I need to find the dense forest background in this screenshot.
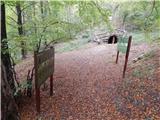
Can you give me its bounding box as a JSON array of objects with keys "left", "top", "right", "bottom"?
[{"left": 4, "top": 1, "right": 160, "bottom": 61}]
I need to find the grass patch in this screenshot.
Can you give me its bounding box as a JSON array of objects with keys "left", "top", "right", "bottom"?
[
  {"left": 132, "top": 64, "right": 155, "bottom": 79},
  {"left": 55, "top": 37, "right": 90, "bottom": 53},
  {"left": 132, "top": 68, "right": 143, "bottom": 78},
  {"left": 143, "top": 50, "right": 155, "bottom": 60},
  {"left": 131, "top": 32, "right": 146, "bottom": 44},
  {"left": 132, "top": 50, "right": 157, "bottom": 79},
  {"left": 55, "top": 30, "right": 93, "bottom": 53},
  {"left": 130, "top": 31, "right": 160, "bottom": 45}
]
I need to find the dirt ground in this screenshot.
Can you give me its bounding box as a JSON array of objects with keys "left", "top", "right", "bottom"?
[{"left": 17, "top": 43, "right": 159, "bottom": 120}]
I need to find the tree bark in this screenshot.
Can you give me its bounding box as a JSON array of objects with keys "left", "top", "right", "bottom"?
[
  {"left": 1, "top": 1, "right": 15, "bottom": 92},
  {"left": 40, "top": 1, "right": 48, "bottom": 18},
  {"left": 1, "top": 62, "right": 20, "bottom": 120},
  {"left": 40, "top": 1, "right": 44, "bottom": 19},
  {"left": 22, "top": 10, "right": 26, "bottom": 35},
  {"left": 47, "top": 1, "right": 51, "bottom": 15},
  {"left": 16, "top": 2, "right": 27, "bottom": 59},
  {"left": 33, "top": 1, "right": 37, "bottom": 34},
  {"left": 1, "top": 2, "right": 20, "bottom": 120},
  {"left": 40, "top": 1, "right": 48, "bottom": 46}
]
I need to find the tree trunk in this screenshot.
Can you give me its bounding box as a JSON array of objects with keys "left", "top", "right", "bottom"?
[
  {"left": 47, "top": 1, "right": 51, "bottom": 15},
  {"left": 1, "top": 2, "right": 20, "bottom": 120},
  {"left": 1, "top": 2, "right": 15, "bottom": 92},
  {"left": 40, "top": 1, "right": 48, "bottom": 45},
  {"left": 33, "top": 2, "right": 37, "bottom": 34},
  {"left": 22, "top": 10, "right": 26, "bottom": 35},
  {"left": 1, "top": 62, "right": 20, "bottom": 120},
  {"left": 16, "top": 2, "right": 27, "bottom": 59},
  {"left": 40, "top": 1, "right": 44, "bottom": 19},
  {"left": 40, "top": 1, "right": 48, "bottom": 19}
]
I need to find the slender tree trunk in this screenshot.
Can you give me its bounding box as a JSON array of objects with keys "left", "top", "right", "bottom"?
[
  {"left": 1, "top": 62, "right": 20, "bottom": 120},
  {"left": 40, "top": 1, "right": 47, "bottom": 45},
  {"left": 16, "top": 2, "right": 27, "bottom": 59},
  {"left": 33, "top": 2, "right": 37, "bottom": 34},
  {"left": 67, "top": 5, "right": 72, "bottom": 38},
  {"left": 122, "top": 13, "right": 128, "bottom": 30},
  {"left": 1, "top": 2, "right": 15, "bottom": 92},
  {"left": 1, "top": 2, "right": 20, "bottom": 120},
  {"left": 44, "top": 1, "right": 47, "bottom": 16},
  {"left": 47, "top": 1, "right": 51, "bottom": 15},
  {"left": 22, "top": 11, "right": 26, "bottom": 35},
  {"left": 40, "top": 1, "right": 44, "bottom": 19}
]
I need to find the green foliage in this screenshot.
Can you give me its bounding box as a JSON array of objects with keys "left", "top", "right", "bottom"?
[
  {"left": 4, "top": 1, "right": 160, "bottom": 62},
  {"left": 130, "top": 30, "right": 160, "bottom": 45},
  {"left": 56, "top": 30, "right": 92, "bottom": 53},
  {"left": 132, "top": 50, "right": 156, "bottom": 79},
  {"left": 132, "top": 64, "right": 155, "bottom": 79},
  {"left": 116, "top": 1, "right": 160, "bottom": 42},
  {"left": 5, "top": 1, "right": 110, "bottom": 61},
  {"left": 143, "top": 50, "right": 155, "bottom": 60},
  {"left": 14, "top": 80, "right": 32, "bottom": 97}
]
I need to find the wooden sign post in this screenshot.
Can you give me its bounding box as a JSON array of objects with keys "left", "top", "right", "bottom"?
[
  {"left": 122, "top": 36, "right": 132, "bottom": 78},
  {"left": 34, "top": 47, "right": 55, "bottom": 113},
  {"left": 116, "top": 36, "right": 132, "bottom": 78},
  {"left": 116, "top": 50, "right": 119, "bottom": 64}
]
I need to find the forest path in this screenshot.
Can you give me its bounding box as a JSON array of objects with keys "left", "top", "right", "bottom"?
[{"left": 19, "top": 43, "right": 151, "bottom": 120}]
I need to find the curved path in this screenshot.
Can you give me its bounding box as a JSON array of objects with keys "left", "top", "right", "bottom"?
[{"left": 19, "top": 43, "right": 150, "bottom": 120}]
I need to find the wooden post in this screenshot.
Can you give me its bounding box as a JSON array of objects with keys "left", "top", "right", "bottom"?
[
  {"left": 50, "top": 46, "right": 54, "bottom": 96},
  {"left": 34, "top": 51, "right": 40, "bottom": 113},
  {"left": 116, "top": 50, "right": 119, "bottom": 64},
  {"left": 123, "top": 36, "right": 132, "bottom": 78},
  {"left": 50, "top": 75, "right": 53, "bottom": 96},
  {"left": 36, "top": 87, "right": 40, "bottom": 113},
  {"left": 34, "top": 47, "right": 55, "bottom": 113}
]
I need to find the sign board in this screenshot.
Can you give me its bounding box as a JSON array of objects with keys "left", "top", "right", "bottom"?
[
  {"left": 35, "top": 47, "right": 54, "bottom": 87},
  {"left": 34, "top": 46, "right": 55, "bottom": 113},
  {"left": 116, "top": 36, "right": 132, "bottom": 78},
  {"left": 117, "top": 36, "right": 128, "bottom": 53}
]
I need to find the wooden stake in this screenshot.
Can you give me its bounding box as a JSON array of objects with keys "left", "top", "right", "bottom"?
[
  {"left": 116, "top": 50, "right": 119, "bottom": 64},
  {"left": 36, "top": 87, "right": 40, "bottom": 113},
  {"left": 50, "top": 75, "right": 53, "bottom": 96},
  {"left": 34, "top": 47, "right": 55, "bottom": 113},
  {"left": 123, "top": 36, "right": 132, "bottom": 78}
]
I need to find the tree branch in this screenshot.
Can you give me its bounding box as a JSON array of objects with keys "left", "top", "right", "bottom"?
[
  {"left": 7, "top": 16, "right": 17, "bottom": 23},
  {"left": 91, "top": 1, "right": 106, "bottom": 17},
  {"left": 36, "top": 21, "right": 59, "bottom": 52},
  {"left": 91, "top": 1, "right": 109, "bottom": 23},
  {"left": 21, "top": 2, "right": 37, "bottom": 11},
  {"left": 6, "top": 22, "right": 17, "bottom": 28},
  {"left": 8, "top": 5, "right": 17, "bottom": 15},
  {"left": 44, "top": 37, "right": 69, "bottom": 49},
  {"left": 147, "top": 0, "right": 155, "bottom": 18},
  {"left": 114, "top": 4, "right": 119, "bottom": 13}
]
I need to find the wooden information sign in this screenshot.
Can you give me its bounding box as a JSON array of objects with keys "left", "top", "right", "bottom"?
[
  {"left": 117, "top": 36, "right": 128, "bottom": 53},
  {"left": 34, "top": 47, "right": 55, "bottom": 113},
  {"left": 116, "top": 36, "right": 132, "bottom": 78}
]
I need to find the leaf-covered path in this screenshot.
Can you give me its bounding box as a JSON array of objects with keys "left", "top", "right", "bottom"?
[{"left": 19, "top": 43, "right": 159, "bottom": 120}]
